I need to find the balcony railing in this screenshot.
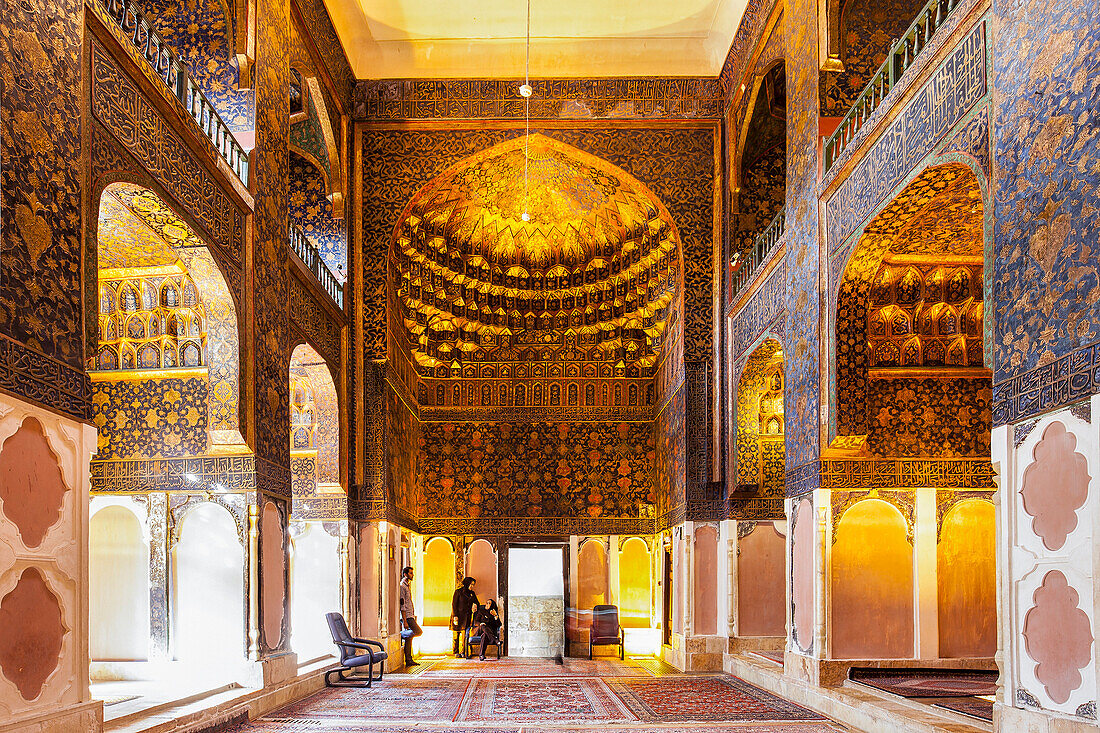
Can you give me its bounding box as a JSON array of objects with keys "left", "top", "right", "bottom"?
[
  {"left": 822, "top": 0, "right": 964, "bottom": 173},
  {"left": 290, "top": 224, "right": 344, "bottom": 308},
  {"left": 730, "top": 207, "right": 785, "bottom": 300},
  {"left": 100, "top": 0, "right": 250, "bottom": 186}
]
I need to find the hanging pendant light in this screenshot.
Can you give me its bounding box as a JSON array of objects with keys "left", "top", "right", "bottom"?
[{"left": 520, "top": 0, "right": 532, "bottom": 223}]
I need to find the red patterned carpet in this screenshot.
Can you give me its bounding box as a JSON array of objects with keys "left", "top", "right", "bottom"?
[
  {"left": 608, "top": 676, "right": 826, "bottom": 722},
  {"left": 422, "top": 657, "right": 655, "bottom": 677},
  {"left": 455, "top": 677, "right": 636, "bottom": 722},
  {"left": 849, "top": 669, "right": 997, "bottom": 698},
  {"left": 932, "top": 697, "right": 995, "bottom": 722},
  {"left": 228, "top": 661, "right": 843, "bottom": 732}
]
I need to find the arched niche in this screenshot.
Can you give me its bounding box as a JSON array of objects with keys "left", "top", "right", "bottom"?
[
  {"left": 733, "top": 61, "right": 786, "bottom": 260},
  {"left": 831, "top": 499, "right": 913, "bottom": 659},
  {"left": 736, "top": 337, "right": 785, "bottom": 493},
  {"left": 737, "top": 521, "right": 786, "bottom": 637},
  {"left": 92, "top": 183, "right": 244, "bottom": 457},
  {"left": 90, "top": 505, "right": 150, "bottom": 661},
  {"left": 466, "top": 539, "right": 498, "bottom": 603},
  {"left": 289, "top": 151, "right": 346, "bottom": 277},
  {"left": 577, "top": 540, "right": 608, "bottom": 619},
  {"left": 693, "top": 526, "right": 718, "bottom": 635},
  {"left": 171, "top": 502, "right": 245, "bottom": 666},
  {"left": 423, "top": 537, "right": 456, "bottom": 626},
  {"left": 833, "top": 162, "right": 988, "bottom": 448},
  {"left": 618, "top": 537, "right": 651, "bottom": 628},
  {"left": 289, "top": 343, "right": 341, "bottom": 494},
  {"left": 290, "top": 523, "right": 342, "bottom": 659},
  {"left": 938, "top": 499, "right": 996, "bottom": 657}
]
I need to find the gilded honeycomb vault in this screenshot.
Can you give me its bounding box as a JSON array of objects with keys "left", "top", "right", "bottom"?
[{"left": 388, "top": 134, "right": 684, "bottom": 416}]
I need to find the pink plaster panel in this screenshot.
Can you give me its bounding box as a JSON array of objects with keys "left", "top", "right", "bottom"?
[
  {"left": 1022, "top": 570, "right": 1093, "bottom": 704},
  {"left": 358, "top": 525, "right": 379, "bottom": 638},
  {"left": 693, "top": 526, "right": 718, "bottom": 635},
  {"left": 466, "top": 539, "right": 498, "bottom": 603},
  {"left": 792, "top": 499, "right": 815, "bottom": 652},
  {"left": 737, "top": 522, "right": 785, "bottom": 637},
  {"left": 0, "top": 567, "right": 66, "bottom": 700},
  {"left": 0, "top": 418, "right": 69, "bottom": 548},
  {"left": 261, "top": 502, "right": 286, "bottom": 649},
  {"left": 1021, "top": 421, "right": 1091, "bottom": 551}
]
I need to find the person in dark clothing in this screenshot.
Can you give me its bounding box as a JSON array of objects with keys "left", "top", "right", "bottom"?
[
  {"left": 473, "top": 599, "right": 502, "bottom": 660},
  {"left": 450, "top": 577, "right": 479, "bottom": 657}
]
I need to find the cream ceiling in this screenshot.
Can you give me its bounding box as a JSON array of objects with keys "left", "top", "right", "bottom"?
[{"left": 324, "top": 0, "right": 748, "bottom": 78}]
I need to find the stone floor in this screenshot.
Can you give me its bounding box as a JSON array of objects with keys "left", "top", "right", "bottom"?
[{"left": 227, "top": 656, "right": 853, "bottom": 732}]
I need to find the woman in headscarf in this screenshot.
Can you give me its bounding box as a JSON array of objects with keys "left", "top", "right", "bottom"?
[
  {"left": 472, "top": 599, "right": 503, "bottom": 660},
  {"left": 450, "top": 576, "right": 479, "bottom": 657}
]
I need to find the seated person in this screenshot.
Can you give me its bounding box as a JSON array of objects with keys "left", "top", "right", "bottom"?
[{"left": 473, "top": 599, "right": 502, "bottom": 660}]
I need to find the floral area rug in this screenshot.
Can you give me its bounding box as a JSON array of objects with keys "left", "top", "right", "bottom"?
[
  {"left": 932, "top": 697, "right": 995, "bottom": 721},
  {"left": 258, "top": 678, "right": 470, "bottom": 722},
  {"left": 421, "top": 657, "right": 652, "bottom": 677},
  {"left": 849, "top": 668, "right": 998, "bottom": 698},
  {"left": 231, "top": 725, "right": 843, "bottom": 733},
  {"left": 454, "top": 677, "right": 638, "bottom": 722},
  {"left": 607, "top": 676, "right": 826, "bottom": 722}
]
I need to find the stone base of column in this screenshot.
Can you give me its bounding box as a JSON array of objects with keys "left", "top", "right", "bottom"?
[
  {"left": 239, "top": 652, "right": 299, "bottom": 688},
  {"left": 0, "top": 699, "right": 103, "bottom": 733}
]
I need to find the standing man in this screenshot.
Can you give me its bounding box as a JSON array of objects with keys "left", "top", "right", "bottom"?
[{"left": 399, "top": 566, "right": 422, "bottom": 667}]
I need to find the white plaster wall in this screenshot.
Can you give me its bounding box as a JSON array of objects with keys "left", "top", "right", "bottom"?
[
  {"left": 89, "top": 502, "right": 150, "bottom": 661},
  {"left": 171, "top": 502, "right": 245, "bottom": 670},
  {"left": 290, "top": 522, "right": 341, "bottom": 660}
]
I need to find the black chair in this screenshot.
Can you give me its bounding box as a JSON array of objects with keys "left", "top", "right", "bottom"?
[
  {"left": 589, "top": 604, "right": 624, "bottom": 660},
  {"left": 465, "top": 624, "right": 505, "bottom": 659},
  {"left": 325, "top": 612, "right": 388, "bottom": 687}
]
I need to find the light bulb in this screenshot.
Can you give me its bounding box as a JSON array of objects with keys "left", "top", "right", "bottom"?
[
  {"left": 519, "top": 83, "right": 533, "bottom": 98},
  {"left": 521, "top": 211, "right": 531, "bottom": 222}
]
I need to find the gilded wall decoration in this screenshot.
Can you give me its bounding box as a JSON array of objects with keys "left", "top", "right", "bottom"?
[
  {"left": 89, "top": 42, "right": 247, "bottom": 263},
  {"left": 731, "top": 256, "right": 787, "bottom": 357},
  {"left": 717, "top": 0, "right": 773, "bottom": 96},
  {"left": 935, "top": 490, "right": 994, "bottom": 540},
  {"left": 819, "top": 458, "right": 995, "bottom": 489},
  {"left": 360, "top": 125, "right": 716, "bottom": 363},
  {"left": 825, "top": 22, "right": 987, "bottom": 248},
  {"left": 289, "top": 273, "right": 343, "bottom": 368},
  {"left": 353, "top": 79, "right": 722, "bottom": 120},
  {"left": 290, "top": 0, "right": 354, "bottom": 107},
  {"left": 866, "top": 377, "right": 991, "bottom": 457},
  {"left": 139, "top": 0, "right": 256, "bottom": 131},
  {"left": 783, "top": 0, "right": 825, "bottom": 474},
  {"left": 653, "top": 385, "right": 687, "bottom": 532},
  {"left": 819, "top": 0, "right": 929, "bottom": 116},
  {"left": 90, "top": 374, "right": 208, "bottom": 458},
  {"left": 992, "top": 0, "right": 1100, "bottom": 388},
  {"left": 0, "top": 0, "right": 85, "bottom": 373},
  {"left": 685, "top": 360, "right": 717, "bottom": 519},
  {"left": 417, "top": 419, "right": 654, "bottom": 521},
  {"left": 830, "top": 490, "right": 916, "bottom": 543},
  {"left": 92, "top": 272, "right": 207, "bottom": 371},
  {"left": 251, "top": 0, "right": 293, "bottom": 503},
  {"left": 993, "top": 342, "right": 1100, "bottom": 425},
  {"left": 91, "top": 454, "right": 256, "bottom": 492}
]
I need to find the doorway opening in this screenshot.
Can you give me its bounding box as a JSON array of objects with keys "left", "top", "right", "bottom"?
[
  {"left": 662, "top": 543, "right": 673, "bottom": 646},
  {"left": 506, "top": 545, "right": 565, "bottom": 658}
]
